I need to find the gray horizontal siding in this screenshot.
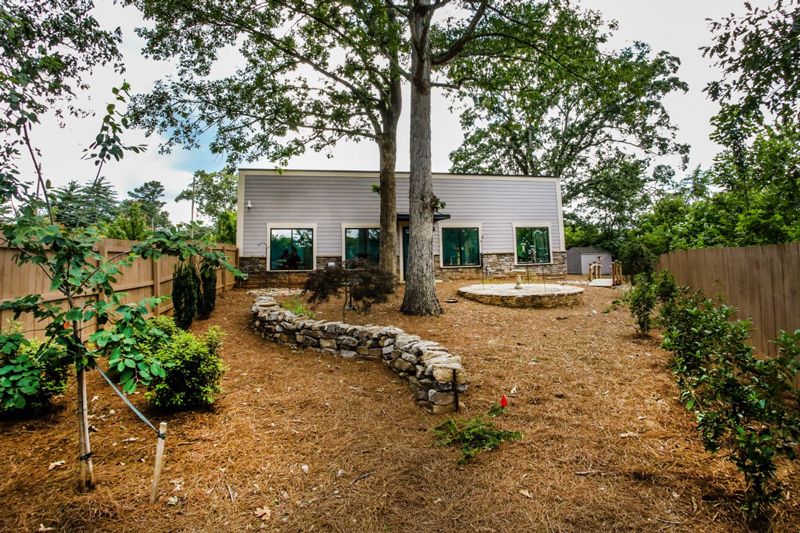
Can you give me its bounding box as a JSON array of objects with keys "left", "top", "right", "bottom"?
[{"left": 241, "top": 173, "right": 562, "bottom": 259}]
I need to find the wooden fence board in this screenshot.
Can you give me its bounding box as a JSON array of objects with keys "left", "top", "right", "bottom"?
[
  {"left": 658, "top": 243, "right": 800, "bottom": 357},
  {"left": 0, "top": 239, "right": 238, "bottom": 340}
]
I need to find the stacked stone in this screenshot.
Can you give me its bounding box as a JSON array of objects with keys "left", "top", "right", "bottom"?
[{"left": 251, "top": 295, "right": 467, "bottom": 413}]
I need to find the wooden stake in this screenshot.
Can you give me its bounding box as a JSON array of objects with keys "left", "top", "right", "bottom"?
[
  {"left": 150, "top": 422, "right": 168, "bottom": 503},
  {"left": 76, "top": 367, "right": 94, "bottom": 491}
]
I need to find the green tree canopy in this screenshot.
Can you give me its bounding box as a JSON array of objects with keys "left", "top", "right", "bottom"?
[
  {"left": 126, "top": 180, "right": 171, "bottom": 230},
  {"left": 447, "top": 3, "right": 688, "bottom": 225},
  {"left": 52, "top": 176, "right": 119, "bottom": 228}
]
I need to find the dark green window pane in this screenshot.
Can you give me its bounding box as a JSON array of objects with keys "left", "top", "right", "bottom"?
[
  {"left": 345, "top": 228, "right": 380, "bottom": 264},
  {"left": 515, "top": 227, "right": 550, "bottom": 264},
  {"left": 441, "top": 227, "right": 480, "bottom": 266},
  {"left": 270, "top": 228, "right": 314, "bottom": 270}
]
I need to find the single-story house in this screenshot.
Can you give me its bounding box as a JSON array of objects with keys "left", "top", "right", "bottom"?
[
  {"left": 566, "top": 246, "right": 613, "bottom": 275},
  {"left": 236, "top": 169, "right": 566, "bottom": 286}
]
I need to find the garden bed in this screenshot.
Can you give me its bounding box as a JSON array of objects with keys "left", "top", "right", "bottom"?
[{"left": 1, "top": 282, "right": 799, "bottom": 532}]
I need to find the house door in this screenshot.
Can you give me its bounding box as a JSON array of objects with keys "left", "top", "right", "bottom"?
[{"left": 401, "top": 225, "right": 410, "bottom": 281}]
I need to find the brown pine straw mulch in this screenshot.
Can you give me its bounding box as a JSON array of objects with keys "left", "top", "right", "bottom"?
[{"left": 2, "top": 281, "right": 799, "bottom": 532}]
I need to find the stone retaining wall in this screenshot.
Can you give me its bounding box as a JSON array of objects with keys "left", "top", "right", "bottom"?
[{"left": 250, "top": 296, "right": 467, "bottom": 413}]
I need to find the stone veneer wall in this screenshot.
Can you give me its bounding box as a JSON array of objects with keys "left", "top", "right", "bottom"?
[
  {"left": 240, "top": 250, "right": 567, "bottom": 286},
  {"left": 251, "top": 295, "right": 467, "bottom": 413}
]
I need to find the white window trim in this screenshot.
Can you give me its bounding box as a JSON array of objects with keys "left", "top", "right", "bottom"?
[
  {"left": 266, "top": 223, "right": 318, "bottom": 272},
  {"left": 341, "top": 222, "right": 381, "bottom": 264},
  {"left": 512, "top": 222, "right": 553, "bottom": 265},
  {"left": 438, "top": 222, "right": 482, "bottom": 268}
]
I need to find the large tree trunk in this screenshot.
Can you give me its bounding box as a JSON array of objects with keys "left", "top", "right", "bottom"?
[
  {"left": 401, "top": 5, "right": 442, "bottom": 316},
  {"left": 378, "top": 136, "right": 398, "bottom": 275}
]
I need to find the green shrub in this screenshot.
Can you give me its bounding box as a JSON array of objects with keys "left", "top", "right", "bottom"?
[
  {"left": 653, "top": 269, "right": 678, "bottom": 303},
  {"left": 625, "top": 272, "right": 657, "bottom": 335},
  {"left": 172, "top": 261, "right": 197, "bottom": 330},
  {"left": 197, "top": 259, "right": 217, "bottom": 320},
  {"left": 0, "top": 335, "right": 69, "bottom": 415},
  {"left": 132, "top": 315, "right": 179, "bottom": 356},
  {"left": 145, "top": 326, "right": 226, "bottom": 410},
  {"left": 661, "top": 287, "right": 800, "bottom": 517},
  {"left": 304, "top": 259, "right": 395, "bottom": 312},
  {"left": 434, "top": 416, "right": 522, "bottom": 464},
  {"left": 283, "top": 297, "right": 315, "bottom": 318}
]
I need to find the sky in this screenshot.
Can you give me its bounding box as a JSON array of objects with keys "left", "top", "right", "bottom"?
[{"left": 23, "top": 1, "right": 761, "bottom": 224}]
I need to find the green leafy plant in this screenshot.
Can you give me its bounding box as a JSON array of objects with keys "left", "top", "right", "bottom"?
[
  {"left": 283, "top": 297, "right": 315, "bottom": 318},
  {"left": 0, "top": 336, "right": 69, "bottom": 415},
  {"left": 624, "top": 272, "right": 657, "bottom": 335},
  {"left": 653, "top": 269, "right": 678, "bottom": 303},
  {"left": 304, "top": 259, "right": 395, "bottom": 313},
  {"left": 145, "top": 324, "right": 226, "bottom": 410},
  {"left": 434, "top": 416, "right": 522, "bottom": 464},
  {"left": 661, "top": 287, "right": 800, "bottom": 517}
]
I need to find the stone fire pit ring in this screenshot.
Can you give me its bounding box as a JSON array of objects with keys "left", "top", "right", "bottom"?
[{"left": 457, "top": 283, "right": 584, "bottom": 309}]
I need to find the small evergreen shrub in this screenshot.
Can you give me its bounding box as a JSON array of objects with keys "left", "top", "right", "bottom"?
[
  {"left": 197, "top": 259, "right": 217, "bottom": 320},
  {"left": 624, "top": 272, "right": 657, "bottom": 335},
  {"left": 192, "top": 261, "right": 205, "bottom": 319},
  {"left": 0, "top": 334, "right": 68, "bottom": 415},
  {"left": 434, "top": 416, "right": 522, "bottom": 464},
  {"left": 304, "top": 259, "right": 395, "bottom": 312},
  {"left": 145, "top": 325, "right": 226, "bottom": 410},
  {"left": 172, "top": 261, "right": 197, "bottom": 329}
]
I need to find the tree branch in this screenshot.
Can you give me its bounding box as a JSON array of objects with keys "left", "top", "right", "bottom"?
[{"left": 431, "top": 0, "right": 488, "bottom": 66}]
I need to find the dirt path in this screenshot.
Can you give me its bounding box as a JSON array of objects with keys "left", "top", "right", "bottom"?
[{"left": 1, "top": 282, "right": 798, "bottom": 532}]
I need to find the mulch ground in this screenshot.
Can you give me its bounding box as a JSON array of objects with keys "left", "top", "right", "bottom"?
[{"left": 2, "top": 281, "right": 799, "bottom": 532}]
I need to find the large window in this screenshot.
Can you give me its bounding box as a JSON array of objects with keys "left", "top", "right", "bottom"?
[
  {"left": 441, "top": 226, "right": 481, "bottom": 267},
  {"left": 344, "top": 227, "right": 380, "bottom": 264},
  {"left": 269, "top": 227, "right": 314, "bottom": 270},
  {"left": 514, "top": 225, "right": 551, "bottom": 264}
]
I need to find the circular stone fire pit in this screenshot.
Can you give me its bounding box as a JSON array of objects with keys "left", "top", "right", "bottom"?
[{"left": 457, "top": 283, "right": 584, "bottom": 309}]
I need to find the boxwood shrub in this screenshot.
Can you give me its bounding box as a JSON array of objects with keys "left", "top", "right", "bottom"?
[
  {"left": 0, "top": 334, "right": 69, "bottom": 415},
  {"left": 142, "top": 317, "right": 225, "bottom": 410}
]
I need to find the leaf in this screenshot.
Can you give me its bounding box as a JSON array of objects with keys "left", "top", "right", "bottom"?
[
  {"left": 254, "top": 507, "right": 271, "bottom": 521},
  {"left": 519, "top": 489, "right": 533, "bottom": 499},
  {"left": 48, "top": 460, "right": 66, "bottom": 471}
]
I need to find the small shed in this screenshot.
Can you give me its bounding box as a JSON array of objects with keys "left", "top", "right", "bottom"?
[{"left": 567, "top": 246, "right": 612, "bottom": 275}]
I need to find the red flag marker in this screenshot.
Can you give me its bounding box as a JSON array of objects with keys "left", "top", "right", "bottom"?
[{"left": 500, "top": 395, "right": 508, "bottom": 408}]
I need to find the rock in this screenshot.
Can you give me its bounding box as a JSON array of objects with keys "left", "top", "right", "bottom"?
[
  {"left": 394, "top": 334, "right": 421, "bottom": 350},
  {"left": 340, "top": 350, "right": 357, "bottom": 359},
  {"left": 400, "top": 352, "right": 418, "bottom": 364},
  {"left": 432, "top": 364, "right": 466, "bottom": 384},
  {"left": 428, "top": 390, "right": 456, "bottom": 405},
  {"left": 430, "top": 403, "right": 457, "bottom": 414},
  {"left": 393, "top": 359, "right": 415, "bottom": 372},
  {"left": 338, "top": 336, "right": 358, "bottom": 348},
  {"left": 319, "top": 338, "right": 337, "bottom": 349}
]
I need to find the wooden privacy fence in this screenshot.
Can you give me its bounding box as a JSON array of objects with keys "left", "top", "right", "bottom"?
[
  {"left": 0, "top": 239, "right": 238, "bottom": 340},
  {"left": 657, "top": 242, "right": 800, "bottom": 357}
]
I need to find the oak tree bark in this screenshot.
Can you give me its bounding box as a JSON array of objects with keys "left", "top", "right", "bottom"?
[{"left": 401, "top": 2, "right": 442, "bottom": 316}]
